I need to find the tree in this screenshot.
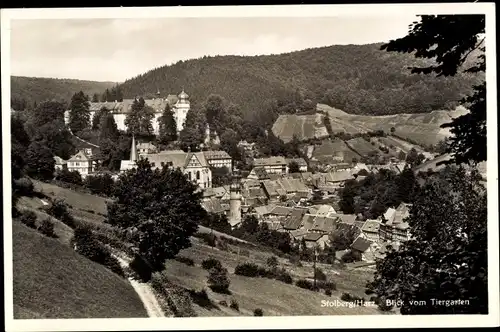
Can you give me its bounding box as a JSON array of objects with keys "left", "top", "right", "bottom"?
[
  {"left": 211, "top": 166, "right": 231, "bottom": 187},
  {"left": 179, "top": 108, "right": 206, "bottom": 152},
  {"left": 390, "top": 127, "right": 396, "bottom": 134},
  {"left": 207, "top": 265, "right": 231, "bottom": 294},
  {"left": 99, "top": 112, "right": 120, "bottom": 142},
  {"left": 32, "top": 121, "right": 75, "bottom": 160},
  {"left": 204, "top": 94, "right": 226, "bottom": 131},
  {"left": 329, "top": 224, "right": 360, "bottom": 251},
  {"left": 11, "top": 116, "right": 31, "bottom": 216},
  {"left": 92, "top": 107, "right": 109, "bottom": 131},
  {"left": 157, "top": 103, "right": 177, "bottom": 146},
  {"left": 69, "top": 91, "right": 91, "bottom": 135},
  {"left": 24, "top": 140, "right": 55, "bottom": 181},
  {"left": 381, "top": 15, "right": 485, "bottom": 164},
  {"left": 239, "top": 214, "right": 259, "bottom": 235},
  {"left": 220, "top": 128, "right": 241, "bottom": 162},
  {"left": 125, "top": 98, "right": 154, "bottom": 138},
  {"left": 288, "top": 161, "right": 300, "bottom": 173},
  {"left": 405, "top": 148, "right": 420, "bottom": 167},
  {"left": 91, "top": 93, "right": 100, "bottom": 102},
  {"left": 107, "top": 159, "right": 207, "bottom": 271},
  {"left": 366, "top": 166, "right": 487, "bottom": 314},
  {"left": 398, "top": 150, "right": 407, "bottom": 161},
  {"left": 435, "top": 138, "right": 449, "bottom": 155},
  {"left": 28, "top": 100, "right": 66, "bottom": 129}
]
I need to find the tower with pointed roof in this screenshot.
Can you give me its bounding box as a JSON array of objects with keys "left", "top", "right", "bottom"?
[
  {"left": 174, "top": 89, "right": 190, "bottom": 134},
  {"left": 119, "top": 134, "right": 139, "bottom": 173},
  {"left": 130, "top": 134, "right": 137, "bottom": 162},
  {"left": 228, "top": 172, "right": 242, "bottom": 228}
]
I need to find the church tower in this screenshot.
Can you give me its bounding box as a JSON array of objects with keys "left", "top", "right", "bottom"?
[
  {"left": 130, "top": 134, "right": 138, "bottom": 161},
  {"left": 228, "top": 172, "right": 242, "bottom": 228}
]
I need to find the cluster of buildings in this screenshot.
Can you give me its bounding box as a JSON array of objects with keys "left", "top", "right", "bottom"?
[{"left": 64, "top": 89, "right": 191, "bottom": 135}]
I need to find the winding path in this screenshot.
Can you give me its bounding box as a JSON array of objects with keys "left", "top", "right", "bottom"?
[{"left": 113, "top": 254, "right": 165, "bottom": 318}]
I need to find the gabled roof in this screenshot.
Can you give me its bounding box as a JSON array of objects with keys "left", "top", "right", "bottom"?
[
  {"left": 301, "top": 214, "right": 317, "bottom": 231},
  {"left": 310, "top": 216, "right": 337, "bottom": 233},
  {"left": 351, "top": 236, "right": 374, "bottom": 252},
  {"left": 250, "top": 167, "right": 269, "bottom": 180},
  {"left": 54, "top": 156, "right": 67, "bottom": 164},
  {"left": 315, "top": 204, "right": 335, "bottom": 216},
  {"left": 68, "top": 150, "right": 91, "bottom": 162},
  {"left": 137, "top": 142, "right": 157, "bottom": 150},
  {"left": 286, "top": 158, "right": 307, "bottom": 167},
  {"left": 203, "top": 150, "right": 232, "bottom": 160},
  {"left": 283, "top": 208, "right": 307, "bottom": 230},
  {"left": 253, "top": 156, "right": 287, "bottom": 167},
  {"left": 253, "top": 204, "right": 276, "bottom": 217},
  {"left": 329, "top": 213, "right": 356, "bottom": 225},
  {"left": 262, "top": 180, "right": 279, "bottom": 197},
  {"left": 362, "top": 219, "right": 381, "bottom": 233},
  {"left": 290, "top": 229, "right": 309, "bottom": 239},
  {"left": 327, "top": 170, "right": 354, "bottom": 183},
  {"left": 304, "top": 232, "right": 326, "bottom": 242},
  {"left": 270, "top": 206, "right": 293, "bottom": 217}
]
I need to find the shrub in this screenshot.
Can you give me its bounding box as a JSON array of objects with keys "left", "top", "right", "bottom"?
[
  {"left": 275, "top": 268, "right": 293, "bottom": 284},
  {"left": 46, "top": 198, "right": 75, "bottom": 228},
  {"left": 295, "top": 279, "right": 317, "bottom": 291},
  {"left": 188, "top": 288, "right": 214, "bottom": 308},
  {"left": 341, "top": 250, "right": 362, "bottom": 263},
  {"left": 197, "top": 232, "right": 217, "bottom": 247},
  {"left": 254, "top": 308, "right": 263, "bottom": 316},
  {"left": 219, "top": 300, "right": 228, "bottom": 307},
  {"left": 175, "top": 255, "right": 195, "bottom": 266},
  {"left": 234, "top": 262, "right": 260, "bottom": 277},
  {"left": 15, "top": 177, "right": 35, "bottom": 196},
  {"left": 20, "top": 210, "right": 37, "bottom": 228},
  {"left": 129, "top": 254, "right": 154, "bottom": 282},
  {"left": 229, "top": 299, "right": 239, "bottom": 311},
  {"left": 55, "top": 168, "right": 83, "bottom": 186},
  {"left": 207, "top": 265, "right": 231, "bottom": 294},
  {"left": 317, "top": 280, "right": 337, "bottom": 291},
  {"left": 201, "top": 258, "right": 222, "bottom": 271},
  {"left": 266, "top": 256, "right": 279, "bottom": 270},
  {"left": 341, "top": 293, "right": 352, "bottom": 302},
  {"left": 314, "top": 267, "right": 327, "bottom": 281},
  {"left": 84, "top": 173, "right": 115, "bottom": 197},
  {"left": 325, "top": 289, "right": 332, "bottom": 296},
  {"left": 38, "top": 217, "right": 57, "bottom": 238}
]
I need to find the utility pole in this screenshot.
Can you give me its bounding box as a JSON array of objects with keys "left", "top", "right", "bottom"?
[{"left": 313, "top": 245, "right": 317, "bottom": 290}]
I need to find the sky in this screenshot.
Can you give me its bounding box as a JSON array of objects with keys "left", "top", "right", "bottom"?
[{"left": 10, "top": 15, "right": 419, "bottom": 83}]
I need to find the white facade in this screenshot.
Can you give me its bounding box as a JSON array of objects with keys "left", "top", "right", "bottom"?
[
  {"left": 228, "top": 184, "right": 242, "bottom": 227},
  {"left": 173, "top": 90, "right": 190, "bottom": 133},
  {"left": 67, "top": 150, "right": 94, "bottom": 177}
]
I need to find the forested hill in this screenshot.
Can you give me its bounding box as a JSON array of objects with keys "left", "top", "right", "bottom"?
[
  {"left": 11, "top": 76, "right": 117, "bottom": 110},
  {"left": 117, "top": 43, "right": 482, "bottom": 116}
]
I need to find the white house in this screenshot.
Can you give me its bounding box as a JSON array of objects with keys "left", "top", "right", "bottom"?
[
  {"left": 67, "top": 150, "right": 95, "bottom": 177},
  {"left": 253, "top": 156, "right": 287, "bottom": 175},
  {"left": 203, "top": 150, "right": 232, "bottom": 170},
  {"left": 286, "top": 158, "right": 308, "bottom": 173}
]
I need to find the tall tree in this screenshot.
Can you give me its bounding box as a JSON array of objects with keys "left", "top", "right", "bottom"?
[
  {"left": 288, "top": 161, "right": 300, "bottom": 173},
  {"left": 157, "top": 103, "right": 177, "bottom": 146},
  {"left": 220, "top": 128, "right": 241, "bottom": 162},
  {"left": 92, "top": 107, "right": 110, "bottom": 131},
  {"left": 179, "top": 108, "right": 206, "bottom": 152},
  {"left": 24, "top": 140, "right": 55, "bottom": 181},
  {"left": 99, "top": 112, "right": 120, "bottom": 142},
  {"left": 204, "top": 94, "right": 225, "bottom": 130},
  {"left": 11, "top": 116, "right": 31, "bottom": 216},
  {"left": 28, "top": 100, "right": 66, "bottom": 129},
  {"left": 366, "top": 166, "right": 487, "bottom": 314},
  {"left": 125, "top": 97, "right": 154, "bottom": 138},
  {"left": 107, "top": 159, "right": 207, "bottom": 271},
  {"left": 69, "top": 91, "right": 91, "bottom": 134},
  {"left": 91, "top": 93, "right": 100, "bottom": 102},
  {"left": 32, "top": 122, "right": 76, "bottom": 160},
  {"left": 381, "top": 15, "right": 486, "bottom": 164}
]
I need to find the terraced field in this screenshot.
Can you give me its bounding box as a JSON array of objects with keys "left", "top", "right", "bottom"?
[
  {"left": 345, "top": 137, "right": 379, "bottom": 157},
  {"left": 271, "top": 113, "right": 330, "bottom": 143}
]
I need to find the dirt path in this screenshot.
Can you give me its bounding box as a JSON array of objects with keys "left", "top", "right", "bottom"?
[{"left": 113, "top": 254, "right": 165, "bottom": 318}]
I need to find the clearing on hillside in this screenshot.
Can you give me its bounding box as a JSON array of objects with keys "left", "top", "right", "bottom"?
[
  {"left": 12, "top": 220, "right": 148, "bottom": 319},
  {"left": 272, "top": 113, "right": 329, "bottom": 143},
  {"left": 345, "top": 137, "right": 379, "bottom": 157}
]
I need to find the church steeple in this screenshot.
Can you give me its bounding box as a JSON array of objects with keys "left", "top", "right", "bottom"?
[{"left": 130, "top": 135, "right": 137, "bottom": 162}]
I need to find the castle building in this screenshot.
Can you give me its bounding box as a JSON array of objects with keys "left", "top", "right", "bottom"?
[{"left": 64, "top": 89, "right": 190, "bottom": 136}]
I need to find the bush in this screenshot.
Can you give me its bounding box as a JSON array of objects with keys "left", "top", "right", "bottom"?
[
  {"left": 175, "top": 255, "right": 195, "bottom": 266},
  {"left": 20, "top": 210, "right": 37, "bottom": 228},
  {"left": 275, "top": 268, "right": 293, "bottom": 284},
  {"left": 201, "top": 258, "right": 222, "bottom": 271},
  {"left": 84, "top": 173, "right": 115, "bottom": 197},
  {"left": 325, "top": 289, "right": 332, "bottom": 296},
  {"left": 188, "top": 288, "right": 214, "bottom": 308},
  {"left": 254, "top": 308, "right": 263, "bottom": 316},
  {"left": 129, "top": 254, "right": 154, "bottom": 282},
  {"left": 234, "top": 262, "right": 260, "bottom": 277},
  {"left": 229, "top": 299, "right": 239, "bottom": 311},
  {"left": 55, "top": 168, "right": 83, "bottom": 186},
  {"left": 219, "top": 300, "right": 228, "bottom": 307},
  {"left": 197, "top": 232, "right": 217, "bottom": 247},
  {"left": 341, "top": 250, "right": 362, "bottom": 263},
  {"left": 38, "top": 217, "right": 57, "bottom": 238},
  {"left": 15, "top": 177, "right": 35, "bottom": 197},
  {"left": 46, "top": 198, "right": 75, "bottom": 228},
  {"left": 314, "top": 267, "right": 327, "bottom": 281},
  {"left": 266, "top": 256, "right": 279, "bottom": 270},
  {"left": 295, "top": 279, "right": 317, "bottom": 291},
  {"left": 317, "top": 280, "right": 337, "bottom": 291},
  {"left": 207, "top": 265, "right": 231, "bottom": 294}
]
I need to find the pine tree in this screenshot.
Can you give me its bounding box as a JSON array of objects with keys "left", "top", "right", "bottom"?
[
  {"left": 99, "top": 112, "right": 120, "bottom": 142},
  {"left": 179, "top": 107, "right": 206, "bottom": 152},
  {"left": 69, "top": 91, "right": 91, "bottom": 134},
  {"left": 158, "top": 103, "right": 177, "bottom": 146},
  {"left": 125, "top": 97, "right": 154, "bottom": 138},
  {"left": 91, "top": 93, "right": 99, "bottom": 102}
]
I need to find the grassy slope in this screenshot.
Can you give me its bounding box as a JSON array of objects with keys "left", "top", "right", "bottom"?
[
  {"left": 168, "top": 239, "right": 383, "bottom": 316},
  {"left": 11, "top": 76, "right": 117, "bottom": 107},
  {"left": 12, "top": 220, "right": 148, "bottom": 319},
  {"left": 318, "top": 103, "right": 470, "bottom": 147}
]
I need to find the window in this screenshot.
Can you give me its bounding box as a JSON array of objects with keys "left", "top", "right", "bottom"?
[
  {"left": 75, "top": 162, "right": 80, "bottom": 167},
  {"left": 167, "top": 161, "right": 173, "bottom": 167},
  {"left": 151, "top": 162, "right": 156, "bottom": 168},
  {"left": 196, "top": 171, "right": 200, "bottom": 180},
  {"left": 188, "top": 172, "right": 191, "bottom": 180}
]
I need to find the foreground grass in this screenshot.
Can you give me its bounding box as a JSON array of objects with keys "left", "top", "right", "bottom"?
[{"left": 12, "top": 220, "right": 148, "bottom": 319}]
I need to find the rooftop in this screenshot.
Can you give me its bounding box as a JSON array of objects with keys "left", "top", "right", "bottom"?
[{"left": 254, "top": 156, "right": 287, "bottom": 166}]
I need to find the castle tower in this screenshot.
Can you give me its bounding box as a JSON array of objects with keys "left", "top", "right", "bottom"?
[
  {"left": 130, "top": 135, "right": 138, "bottom": 162},
  {"left": 228, "top": 172, "right": 242, "bottom": 228},
  {"left": 174, "top": 89, "right": 190, "bottom": 133}
]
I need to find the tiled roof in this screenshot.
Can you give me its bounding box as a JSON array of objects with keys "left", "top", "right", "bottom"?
[
  {"left": 304, "top": 232, "right": 326, "bottom": 242},
  {"left": 251, "top": 167, "right": 269, "bottom": 180},
  {"left": 142, "top": 151, "right": 209, "bottom": 169},
  {"left": 290, "top": 229, "right": 309, "bottom": 239},
  {"left": 351, "top": 236, "right": 373, "bottom": 252},
  {"left": 88, "top": 96, "right": 181, "bottom": 114},
  {"left": 253, "top": 156, "right": 287, "bottom": 167},
  {"left": 315, "top": 204, "right": 335, "bottom": 216},
  {"left": 201, "top": 197, "right": 225, "bottom": 214},
  {"left": 137, "top": 142, "right": 157, "bottom": 150},
  {"left": 270, "top": 206, "right": 293, "bottom": 216},
  {"left": 253, "top": 204, "right": 276, "bottom": 217},
  {"left": 362, "top": 219, "right": 381, "bottom": 233},
  {"left": 268, "top": 173, "right": 282, "bottom": 181},
  {"left": 283, "top": 208, "right": 307, "bottom": 230},
  {"left": 310, "top": 216, "right": 338, "bottom": 233},
  {"left": 203, "top": 150, "right": 232, "bottom": 160},
  {"left": 68, "top": 150, "right": 91, "bottom": 162},
  {"left": 327, "top": 170, "right": 354, "bottom": 183},
  {"left": 301, "top": 214, "right": 316, "bottom": 231},
  {"left": 54, "top": 156, "right": 67, "bottom": 164}
]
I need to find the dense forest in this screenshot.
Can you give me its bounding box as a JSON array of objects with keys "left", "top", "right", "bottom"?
[
  {"left": 11, "top": 76, "right": 117, "bottom": 111},
  {"left": 116, "top": 43, "right": 482, "bottom": 117}
]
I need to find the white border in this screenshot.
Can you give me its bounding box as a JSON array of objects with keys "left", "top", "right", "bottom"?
[{"left": 2, "top": 3, "right": 499, "bottom": 331}]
